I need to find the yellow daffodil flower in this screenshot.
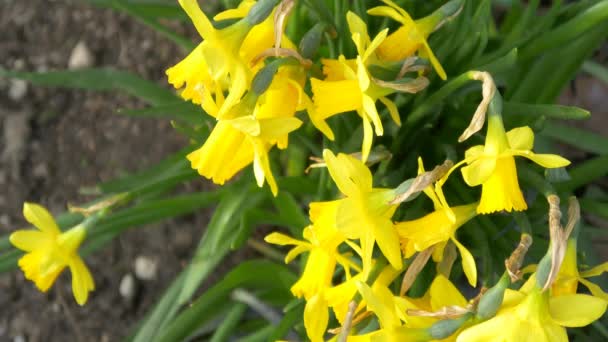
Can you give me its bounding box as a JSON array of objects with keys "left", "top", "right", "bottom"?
[
  {"left": 326, "top": 265, "right": 400, "bottom": 329},
  {"left": 368, "top": 0, "right": 447, "bottom": 80},
  {"left": 10, "top": 203, "right": 94, "bottom": 305},
  {"left": 266, "top": 200, "right": 356, "bottom": 342},
  {"left": 311, "top": 13, "right": 401, "bottom": 162},
  {"left": 400, "top": 275, "right": 468, "bottom": 332},
  {"left": 351, "top": 274, "right": 467, "bottom": 341},
  {"left": 396, "top": 158, "right": 479, "bottom": 286},
  {"left": 323, "top": 149, "right": 402, "bottom": 271},
  {"left": 552, "top": 239, "right": 608, "bottom": 300},
  {"left": 166, "top": 0, "right": 254, "bottom": 117},
  {"left": 167, "top": 0, "right": 288, "bottom": 118},
  {"left": 187, "top": 67, "right": 303, "bottom": 195},
  {"left": 352, "top": 281, "right": 428, "bottom": 341},
  {"left": 456, "top": 286, "right": 606, "bottom": 342},
  {"left": 460, "top": 119, "right": 570, "bottom": 214}
]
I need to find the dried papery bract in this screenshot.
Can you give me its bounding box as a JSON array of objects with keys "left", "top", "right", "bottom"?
[
  {"left": 274, "top": 0, "right": 295, "bottom": 54},
  {"left": 337, "top": 301, "right": 357, "bottom": 342},
  {"left": 505, "top": 233, "right": 533, "bottom": 282},
  {"left": 458, "top": 71, "right": 496, "bottom": 142},
  {"left": 407, "top": 305, "right": 470, "bottom": 319},
  {"left": 400, "top": 246, "right": 435, "bottom": 295},
  {"left": 391, "top": 159, "right": 453, "bottom": 204},
  {"left": 543, "top": 195, "right": 580, "bottom": 291}
]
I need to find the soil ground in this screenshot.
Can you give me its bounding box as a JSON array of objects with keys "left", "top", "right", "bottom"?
[{"left": 0, "top": 1, "right": 226, "bottom": 341}]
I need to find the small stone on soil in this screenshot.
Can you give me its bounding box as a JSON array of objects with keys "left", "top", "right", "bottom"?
[
  {"left": 8, "top": 80, "right": 27, "bottom": 101},
  {"left": 68, "top": 41, "right": 94, "bottom": 70},
  {"left": 2, "top": 113, "right": 30, "bottom": 180},
  {"left": 119, "top": 273, "right": 136, "bottom": 300},
  {"left": 134, "top": 256, "right": 157, "bottom": 281}
]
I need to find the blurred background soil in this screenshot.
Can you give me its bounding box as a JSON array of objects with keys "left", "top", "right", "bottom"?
[
  {"left": 0, "top": 1, "right": 226, "bottom": 341},
  {"left": 0, "top": 1, "right": 606, "bottom": 341}
]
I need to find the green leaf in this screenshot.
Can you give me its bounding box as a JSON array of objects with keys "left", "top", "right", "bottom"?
[
  {"left": 266, "top": 301, "right": 304, "bottom": 341},
  {"left": 509, "top": 22, "right": 608, "bottom": 103},
  {"left": 557, "top": 155, "right": 608, "bottom": 193},
  {"left": 583, "top": 60, "right": 608, "bottom": 86},
  {"left": 209, "top": 303, "right": 248, "bottom": 342},
  {"left": 520, "top": 0, "right": 608, "bottom": 60},
  {"left": 84, "top": 190, "right": 224, "bottom": 249},
  {"left": 97, "top": 149, "right": 193, "bottom": 194},
  {"left": 238, "top": 325, "right": 275, "bottom": 342},
  {"left": 86, "top": 0, "right": 187, "bottom": 20},
  {"left": 118, "top": 101, "right": 209, "bottom": 125},
  {"left": 504, "top": 102, "right": 590, "bottom": 121},
  {"left": 124, "top": 271, "right": 186, "bottom": 342},
  {"left": 541, "top": 122, "right": 608, "bottom": 155},
  {"left": 0, "top": 250, "right": 22, "bottom": 273},
  {"left": 155, "top": 260, "right": 296, "bottom": 342},
  {"left": 0, "top": 68, "right": 178, "bottom": 106},
  {"left": 272, "top": 192, "right": 308, "bottom": 236},
  {"left": 85, "top": 0, "right": 194, "bottom": 49},
  {"left": 130, "top": 185, "right": 266, "bottom": 341},
  {"left": 579, "top": 198, "right": 608, "bottom": 221}
]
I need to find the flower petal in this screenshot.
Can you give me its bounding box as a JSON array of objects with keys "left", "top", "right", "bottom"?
[
  {"left": 257, "top": 117, "right": 303, "bottom": 140},
  {"left": 285, "top": 245, "right": 309, "bottom": 264},
  {"left": 464, "top": 145, "right": 484, "bottom": 160},
  {"left": 456, "top": 314, "right": 511, "bottom": 342},
  {"left": 264, "top": 232, "right": 303, "bottom": 246},
  {"left": 323, "top": 149, "right": 372, "bottom": 196},
  {"left": 363, "top": 28, "right": 388, "bottom": 62},
  {"left": 356, "top": 281, "right": 399, "bottom": 329},
  {"left": 361, "top": 114, "right": 374, "bottom": 163},
  {"left": 304, "top": 293, "right": 329, "bottom": 342},
  {"left": 10, "top": 230, "right": 49, "bottom": 252},
  {"left": 69, "top": 257, "right": 95, "bottom": 305},
  {"left": 549, "top": 294, "right": 607, "bottom": 327},
  {"left": 362, "top": 95, "right": 383, "bottom": 136},
  {"left": 367, "top": 6, "right": 407, "bottom": 25},
  {"left": 356, "top": 57, "right": 370, "bottom": 91},
  {"left": 579, "top": 261, "right": 608, "bottom": 278},
  {"left": 461, "top": 157, "right": 496, "bottom": 186},
  {"left": 578, "top": 277, "right": 608, "bottom": 301},
  {"left": 429, "top": 274, "right": 467, "bottom": 309},
  {"left": 23, "top": 202, "right": 60, "bottom": 235},
  {"left": 346, "top": 12, "right": 370, "bottom": 54},
  {"left": 420, "top": 40, "right": 446, "bottom": 80},
  {"left": 452, "top": 237, "right": 477, "bottom": 287},
  {"left": 511, "top": 150, "right": 570, "bottom": 169},
  {"left": 178, "top": 0, "right": 216, "bottom": 40},
  {"left": 378, "top": 96, "right": 401, "bottom": 126},
  {"left": 372, "top": 218, "right": 403, "bottom": 270},
  {"left": 506, "top": 126, "right": 534, "bottom": 151}
]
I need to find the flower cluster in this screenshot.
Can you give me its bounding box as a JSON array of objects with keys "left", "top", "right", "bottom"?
[
  {"left": 162, "top": 1, "right": 604, "bottom": 340},
  {"left": 167, "top": 0, "right": 462, "bottom": 195}
]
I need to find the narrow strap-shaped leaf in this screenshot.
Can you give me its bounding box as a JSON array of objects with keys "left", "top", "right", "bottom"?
[
  {"left": 155, "top": 260, "right": 296, "bottom": 342},
  {"left": 541, "top": 121, "right": 608, "bottom": 155},
  {"left": 0, "top": 68, "right": 178, "bottom": 105}
]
